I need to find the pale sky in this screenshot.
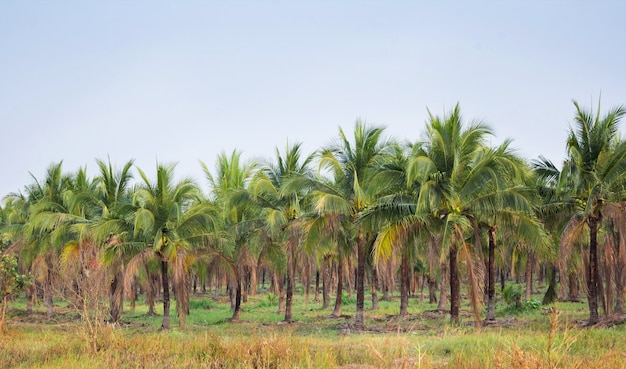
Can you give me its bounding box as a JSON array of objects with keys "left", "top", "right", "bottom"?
[{"left": 1, "top": 1, "right": 625, "bottom": 198}]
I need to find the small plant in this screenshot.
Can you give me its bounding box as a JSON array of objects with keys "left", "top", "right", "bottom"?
[
  {"left": 503, "top": 284, "right": 523, "bottom": 309},
  {"left": 503, "top": 284, "right": 542, "bottom": 313},
  {"left": 341, "top": 292, "right": 356, "bottom": 304},
  {"left": 524, "top": 299, "right": 541, "bottom": 310}
]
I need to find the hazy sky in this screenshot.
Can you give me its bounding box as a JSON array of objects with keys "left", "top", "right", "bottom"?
[{"left": 1, "top": 1, "right": 625, "bottom": 198}]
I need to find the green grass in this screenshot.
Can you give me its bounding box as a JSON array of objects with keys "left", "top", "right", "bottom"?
[{"left": 1, "top": 287, "right": 625, "bottom": 368}]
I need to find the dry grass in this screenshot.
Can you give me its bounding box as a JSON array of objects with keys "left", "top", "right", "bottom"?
[{"left": 2, "top": 294, "right": 626, "bottom": 368}]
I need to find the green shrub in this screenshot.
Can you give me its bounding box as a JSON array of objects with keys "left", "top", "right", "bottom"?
[{"left": 503, "top": 284, "right": 522, "bottom": 309}]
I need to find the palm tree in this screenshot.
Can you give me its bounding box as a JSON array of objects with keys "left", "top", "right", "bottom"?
[
  {"left": 409, "top": 104, "right": 509, "bottom": 325},
  {"left": 361, "top": 143, "right": 429, "bottom": 318},
  {"left": 202, "top": 150, "right": 257, "bottom": 322},
  {"left": 312, "top": 121, "right": 389, "bottom": 328},
  {"left": 251, "top": 142, "right": 314, "bottom": 322},
  {"left": 113, "top": 163, "right": 217, "bottom": 329},
  {"left": 21, "top": 162, "right": 75, "bottom": 318},
  {"left": 89, "top": 158, "right": 135, "bottom": 322},
  {"left": 472, "top": 145, "right": 549, "bottom": 322},
  {"left": 563, "top": 99, "right": 626, "bottom": 324}
]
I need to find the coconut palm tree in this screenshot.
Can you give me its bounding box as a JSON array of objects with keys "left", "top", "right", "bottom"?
[
  {"left": 20, "top": 162, "right": 76, "bottom": 318},
  {"left": 563, "top": 99, "right": 626, "bottom": 324},
  {"left": 110, "top": 163, "right": 218, "bottom": 329},
  {"left": 408, "top": 104, "right": 514, "bottom": 325},
  {"left": 471, "top": 145, "right": 550, "bottom": 322},
  {"left": 202, "top": 150, "right": 258, "bottom": 322},
  {"left": 312, "top": 121, "right": 389, "bottom": 328},
  {"left": 360, "top": 142, "right": 429, "bottom": 318},
  {"left": 88, "top": 158, "right": 135, "bottom": 322},
  {"left": 250, "top": 142, "right": 314, "bottom": 322}
]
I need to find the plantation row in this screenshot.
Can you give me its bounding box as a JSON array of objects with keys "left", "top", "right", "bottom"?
[{"left": 1, "top": 100, "right": 626, "bottom": 334}]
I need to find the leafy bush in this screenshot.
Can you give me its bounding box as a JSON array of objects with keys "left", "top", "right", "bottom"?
[
  {"left": 503, "top": 284, "right": 522, "bottom": 309},
  {"left": 503, "top": 284, "right": 541, "bottom": 313},
  {"left": 524, "top": 299, "right": 541, "bottom": 310}
]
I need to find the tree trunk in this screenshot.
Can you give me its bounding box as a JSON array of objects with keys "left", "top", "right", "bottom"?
[
  {"left": 542, "top": 264, "right": 558, "bottom": 305},
  {"left": 354, "top": 233, "right": 366, "bottom": 328},
  {"left": 602, "top": 247, "right": 612, "bottom": 316},
  {"left": 332, "top": 257, "right": 343, "bottom": 317},
  {"left": 399, "top": 249, "right": 410, "bottom": 317},
  {"left": 213, "top": 273, "right": 220, "bottom": 301},
  {"left": 160, "top": 258, "right": 171, "bottom": 329},
  {"left": 587, "top": 215, "right": 600, "bottom": 324},
  {"left": 525, "top": 253, "right": 533, "bottom": 302},
  {"left": 284, "top": 242, "right": 295, "bottom": 323},
  {"left": 486, "top": 227, "right": 496, "bottom": 321},
  {"left": 242, "top": 267, "right": 248, "bottom": 304},
  {"left": 314, "top": 270, "right": 321, "bottom": 303},
  {"left": 449, "top": 243, "right": 460, "bottom": 325},
  {"left": 277, "top": 274, "right": 285, "bottom": 314},
  {"left": 231, "top": 278, "right": 242, "bottom": 322},
  {"left": 145, "top": 264, "right": 157, "bottom": 315},
  {"left": 250, "top": 264, "right": 258, "bottom": 296},
  {"left": 616, "top": 246, "right": 625, "bottom": 314},
  {"left": 323, "top": 256, "right": 331, "bottom": 308},
  {"left": 428, "top": 275, "right": 437, "bottom": 304},
  {"left": 130, "top": 278, "right": 137, "bottom": 312},
  {"left": 371, "top": 267, "right": 378, "bottom": 310},
  {"left": 44, "top": 282, "right": 55, "bottom": 319},
  {"left": 438, "top": 262, "right": 448, "bottom": 312},
  {"left": 304, "top": 264, "right": 311, "bottom": 308},
  {"left": 109, "top": 265, "right": 124, "bottom": 323}
]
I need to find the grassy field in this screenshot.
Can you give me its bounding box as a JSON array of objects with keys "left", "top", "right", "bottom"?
[{"left": 1, "top": 287, "right": 626, "bottom": 368}]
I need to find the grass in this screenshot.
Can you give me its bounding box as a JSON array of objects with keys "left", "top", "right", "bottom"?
[{"left": 2, "top": 286, "right": 626, "bottom": 368}]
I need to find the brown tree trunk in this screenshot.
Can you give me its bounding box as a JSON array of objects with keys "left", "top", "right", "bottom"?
[
  {"left": 371, "top": 266, "right": 378, "bottom": 310},
  {"left": 277, "top": 274, "right": 285, "bottom": 314},
  {"left": 284, "top": 242, "right": 295, "bottom": 323},
  {"left": 587, "top": 215, "right": 600, "bottom": 324},
  {"left": 242, "top": 267, "right": 248, "bottom": 303},
  {"left": 438, "top": 262, "right": 448, "bottom": 312},
  {"left": 525, "top": 253, "right": 533, "bottom": 302},
  {"left": 314, "top": 269, "right": 321, "bottom": 303},
  {"left": 231, "top": 278, "right": 242, "bottom": 322},
  {"left": 354, "top": 233, "right": 366, "bottom": 328},
  {"left": 160, "top": 258, "right": 171, "bottom": 329},
  {"left": 486, "top": 227, "right": 496, "bottom": 321},
  {"left": 399, "top": 249, "right": 410, "bottom": 317},
  {"left": 616, "top": 243, "right": 625, "bottom": 314},
  {"left": 250, "top": 264, "right": 258, "bottom": 296},
  {"left": 213, "top": 273, "right": 220, "bottom": 301},
  {"left": 109, "top": 265, "right": 124, "bottom": 323},
  {"left": 44, "top": 282, "right": 55, "bottom": 319},
  {"left": 332, "top": 257, "right": 343, "bottom": 317},
  {"left": 304, "top": 264, "right": 311, "bottom": 308},
  {"left": 428, "top": 275, "right": 437, "bottom": 304},
  {"left": 323, "top": 256, "right": 331, "bottom": 308},
  {"left": 449, "top": 243, "right": 460, "bottom": 325}
]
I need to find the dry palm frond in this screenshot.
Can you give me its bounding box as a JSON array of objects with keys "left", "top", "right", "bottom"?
[
  {"left": 123, "top": 249, "right": 155, "bottom": 293},
  {"left": 560, "top": 216, "right": 586, "bottom": 298},
  {"left": 456, "top": 225, "right": 484, "bottom": 329},
  {"left": 174, "top": 250, "right": 191, "bottom": 327}
]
